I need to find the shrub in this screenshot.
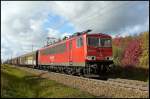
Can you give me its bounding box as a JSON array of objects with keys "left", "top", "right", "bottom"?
[{"left": 121, "top": 39, "right": 142, "bottom": 67}]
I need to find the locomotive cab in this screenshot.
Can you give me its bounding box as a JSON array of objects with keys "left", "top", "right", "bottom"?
[{"left": 85, "top": 33, "right": 114, "bottom": 74}]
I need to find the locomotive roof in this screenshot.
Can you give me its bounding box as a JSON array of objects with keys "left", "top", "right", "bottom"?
[
  {"left": 87, "top": 33, "right": 111, "bottom": 38},
  {"left": 39, "top": 33, "right": 112, "bottom": 51}
]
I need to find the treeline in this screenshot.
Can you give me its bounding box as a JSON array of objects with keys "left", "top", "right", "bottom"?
[{"left": 112, "top": 31, "right": 149, "bottom": 69}]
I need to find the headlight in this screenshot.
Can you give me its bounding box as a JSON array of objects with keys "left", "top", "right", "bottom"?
[
  {"left": 86, "top": 56, "right": 96, "bottom": 60},
  {"left": 105, "top": 56, "right": 113, "bottom": 60},
  {"left": 109, "top": 56, "right": 113, "bottom": 60}
]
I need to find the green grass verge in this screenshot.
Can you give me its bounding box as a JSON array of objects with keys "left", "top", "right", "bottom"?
[{"left": 1, "top": 64, "right": 95, "bottom": 98}]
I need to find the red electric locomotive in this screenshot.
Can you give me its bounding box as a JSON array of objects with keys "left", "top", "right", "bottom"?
[
  {"left": 5, "top": 30, "right": 114, "bottom": 76},
  {"left": 36, "top": 30, "right": 113, "bottom": 75}
]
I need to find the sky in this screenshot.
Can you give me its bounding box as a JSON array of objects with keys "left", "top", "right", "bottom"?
[{"left": 1, "top": 1, "right": 149, "bottom": 61}]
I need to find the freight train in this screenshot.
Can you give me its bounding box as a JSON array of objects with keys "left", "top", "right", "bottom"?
[{"left": 4, "top": 30, "right": 114, "bottom": 76}]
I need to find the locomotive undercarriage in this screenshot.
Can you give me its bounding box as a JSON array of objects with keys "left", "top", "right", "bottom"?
[
  {"left": 86, "top": 61, "right": 114, "bottom": 75},
  {"left": 33, "top": 61, "right": 114, "bottom": 76}
]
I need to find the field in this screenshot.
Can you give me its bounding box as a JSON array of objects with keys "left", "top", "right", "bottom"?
[{"left": 1, "top": 64, "right": 95, "bottom": 98}]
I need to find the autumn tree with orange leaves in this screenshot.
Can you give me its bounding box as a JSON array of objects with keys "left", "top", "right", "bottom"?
[{"left": 113, "top": 31, "right": 149, "bottom": 68}]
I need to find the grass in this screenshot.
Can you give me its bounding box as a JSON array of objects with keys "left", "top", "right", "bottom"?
[{"left": 1, "top": 64, "right": 95, "bottom": 98}]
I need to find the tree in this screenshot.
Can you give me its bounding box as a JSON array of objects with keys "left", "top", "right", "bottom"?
[
  {"left": 112, "top": 36, "right": 125, "bottom": 65},
  {"left": 139, "top": 32, "right": 149, "bottom": 68},
  {"left": 121, "top": 39, "right": 142, "bottom": 67},
  {"left": 112, "top": 36, "right": 122, "bottom": 47},
  {"left": 113, "top": 45, "right": 124, "bottom": 65}
]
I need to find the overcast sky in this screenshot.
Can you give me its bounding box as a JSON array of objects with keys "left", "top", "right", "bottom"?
[{"left": 1, "top": 1, "right": 149, "bottom": 61}]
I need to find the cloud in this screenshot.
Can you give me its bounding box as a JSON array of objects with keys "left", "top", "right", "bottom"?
[
  {"left": 1, "top": 1, "right": 149, "bottom": 61},
  {"left": 51, "top": 1, "right": 149, "bottom": 35},
  {"left": 1, "top": 1, "right": 52, "bottom": 60}
]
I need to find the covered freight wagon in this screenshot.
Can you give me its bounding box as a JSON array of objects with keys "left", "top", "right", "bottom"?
[{"left": 18, "top": 51, "right": 37, "bottom": 67}]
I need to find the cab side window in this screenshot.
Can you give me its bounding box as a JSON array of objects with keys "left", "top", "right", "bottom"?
[{"left": 77, "top": 37, "right": 83, "bottom": 48}]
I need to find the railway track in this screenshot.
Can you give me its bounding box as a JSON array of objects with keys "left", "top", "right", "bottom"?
[
  {"left": 4, "top": 64, "right": 149, "bottom": 98},
  {"left": 107, "top": 78, "right": 148, "bottom": 92},
  {"left": 72, "top": 73, "right": 149, "bottom": 92}
]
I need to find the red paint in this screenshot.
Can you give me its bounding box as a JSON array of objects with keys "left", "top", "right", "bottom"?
[{"left": 38, "top": 33, "right": 113, "bottom": 65}]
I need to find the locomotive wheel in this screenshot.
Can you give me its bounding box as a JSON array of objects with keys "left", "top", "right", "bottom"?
[
  {"left": 61, "top": 67, "right": 65, "bottom": 74},
  {"left": 67, "top": 68, "right": 73, "bottom": 75},
  {"left": 82, "top": 68, "right": 88, "bottom": 77}
]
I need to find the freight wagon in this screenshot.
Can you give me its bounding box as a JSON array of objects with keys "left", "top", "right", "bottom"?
[{"left": 18, "top": 51, "right": 37, "bottom": 67}]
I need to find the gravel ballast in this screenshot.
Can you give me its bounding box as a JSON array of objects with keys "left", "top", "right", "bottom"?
[{"left": 14, "top": 66, "right": 149, "bottom": 98}]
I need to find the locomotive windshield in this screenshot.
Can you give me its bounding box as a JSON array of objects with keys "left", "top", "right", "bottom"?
[
  {"left": 87, "top": 37, "right": 112, "bottom": 47},
  {"left": 87, "top": 37, "right": 99, "bottom": 47},
  {"left": 100, "top": 38, "right": 112, "bottom": 47}
]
